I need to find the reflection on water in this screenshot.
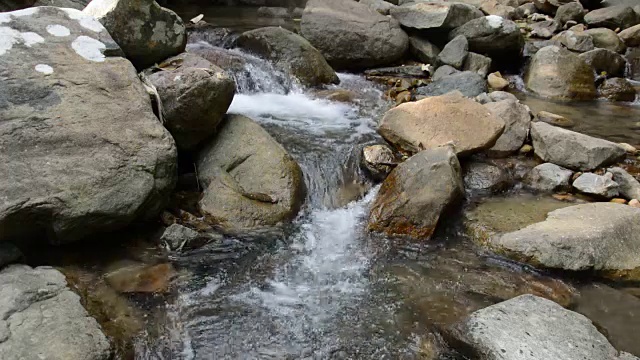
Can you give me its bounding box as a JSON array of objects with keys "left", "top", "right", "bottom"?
[{"left": 171, "top": 5, "right": 299, "bottom": 33}]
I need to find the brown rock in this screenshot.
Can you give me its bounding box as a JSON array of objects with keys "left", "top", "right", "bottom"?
[
  {"left": 104, "top": 261, "right": 176, "bottom": 293},
  {"left": 535, "top": 111, "right": 575, "bottom": 127},
  {"left": 488, "top": 71, "right": 510, "bottom": 90}
]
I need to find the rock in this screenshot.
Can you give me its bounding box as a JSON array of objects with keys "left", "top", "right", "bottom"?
[
  {"left": 416, "top": 71, "right": 487, "bottom": 98},
  {"left": 584, "top": 5, "right": 640, "bottom": 30},
  {"left": 535, "top": 111, "right": 575, "bottom": 127},
  {"left": 608, "top": 167, "right": 640, "bottom": 200},
  {"left": 197, "top": 115, "right": 306, "bottom": 232},
  {"left": 362, "top": 144, "right": 397, "bottom": 181},
  {"left": 236, "top": 26, "right": 339, "bottom": 87},
  {"left": 600, "top": 77, "right": 637, "bottom": 102},
  {"left": 368, "top": 146, "right": 463, "bottom": 239},
  {"left": 530, "top": 20, "right": 562, "bottom": 39},
  {"left": 300, "top": 0, "right": 409, "bottom": 70},
  {"left": 0, "top": 7, "right": 177, "bottom": 244},
  {"left": 256, "top": 6, "right": 290, "bottom": 18},
  {"left": 572, "top": 172, "right": 620, "bottom": 198},
  {"left": 619, "top": 24, "right": 640, "bottom": 47},
  {"left": 553, "top": 29, "right": 594, "bottom": 52},
  {"left": 555, "top": 1, "right": 585, "bottom": 24},
  {"left": 487, "top": 71, "right": 509, "bottom": 90},
  {"left": 378, "top": 91, "right": 504, "bottom": 156},
  {"left": 630, "top": 199, "right": 640, "bottom": 208},
  {"left": 365, "top": 65, "right": 429, "bottom": 77},
  {"left": 611, "top": 198, "right": 628, "bottom": 204},
  {"left": 147, "top": 53, "right": 235, "bottom": 151},
  {"left": 515, "top": 2, "right": 537, "bottom": 19},
  {"left": 584, "top": 27, "right": 627, "bottom": 53},
  {"left": 524, "top": 163, "right": 573, "bottom": 192},
  {"left": 534, "top": 0, "right": 576, "bottom": 14},
  {"left": 438, "top": 35, "right": 468, "bottom": 69},
  {"left": 84, "top": 0, "right": 186, "bottom": 70},
  {"left": 463, "top": 52, "right": 492, "bottom": 77},
  {"left": 359, "top": 0, "right": 396, "bottom": 15},
  {"left": 0, "top": 265, "right": 111, "bottom": 360},
  {"left": 525, "top": 45, "right": 596, "bottom": 100},
  {"left": 409, "top": 36, "right": 440, "bottom": 64},
  {"left": 480, "top": 0, "right": 516, "bottom": 19},
  {"left": 579, "top": 48, "right": 627, "bottom": 77},
  {"left": 531, "top": 122, "right": 625, "bottom": 170},
  {"left": 431, "top": 64, "right": 459, "bottom": 81},
  {"left": 449, "top": 15, "right": 524, "bottom": 58},
  {"left": 488, "top": 203, "right": 640, "bottom": 279},
  {"left": 449, "top": 294, "right": 636, "bottom": 360},
  {"left": 519, "top": 144, "right": 533, "bottom": 154},
  {"left": 104, "top": 261, "right": 175, "bottom": 293},
  {"left": 0, "top": 243, "right": 22, "bottom": 269},
  {"left": 619, "top": 143, "right": 638, "bottom": 153},
  {"left": 628, "top": 47, "right": 640, "bottom": 81},
  {"left": 389, "top": 1, "right": 483, "bottom": 30},
  {"left": 34, "top": 0, "right": 89, "bottom": 9},
  {"left": 484, "top": 99, "right": 531, "bottom": 157},
  {"left": 463, "top": 162, "right": 513, "bottom": 195},
  {"left": 160, "top": 223, "right": 200, "bottom": 250},
  {"left": 488, "top": 90, "right": 519, "bottom": 102}
]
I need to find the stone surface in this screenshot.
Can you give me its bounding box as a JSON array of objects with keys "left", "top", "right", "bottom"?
[
  {"left": 608, "top": 167, "right": 640, "bottom": 200},
  {"left": 619, "top": 24, "right": 640, "bottom": 47},
  {"left": 359, "top": 0, "right": 396, "bottom": 15},
  {"left": 379, "top": 91, "right": 504, "bottom": 156},
  {"left": 197, "top": 115, "right": 306, "bottom": 232},
  {"left": 572, "top": 172, "right": 619, "bottom": 198},
  {"left": 449, "top": 294, "right": 635, "bottom": 360},
  {"left": 463, "top": 52, "right": 492, "bottom": 77},
  {"left": 84, "top": 0, "right": 187, "bottom": 70},
  {"left": 487, "top": 72, "right": 509, "bottom": 90},
  {"left": 0, "top": 265, "right": 111, "bottom": 360},
  {"left": 584, "top": 5, "right": 640, "bottom": 30},
  {"left": 524, "top": 163, "right": 573, "bottom": 192},
  {"left": 368, "top": 146, "right": 463, "bottom": 239},
  {"left": 415, "top": 71, "right": 487, "bottom": 98},
  {"left": 484, "top": 99, "right": 531, "bottom": 157},
  {"left": 600, "top": 77, "right": 637, "bottom": 102},
  {"left": 525, "top": 45, "right": 596, "bottom": 100},
  {"left": 534, "top": 0, "right": 576, "bottom": 14},
  {"left": 147, "top": 53, "right": 235, "bottom": 151},
  {"left": 535, "top": 110, "right": 575, "bottom": 127},
  {"left": 555, "top": 1, "right": 585, "bottom": 24},
  {"left": 463, "top": 162, "right": 513, "bottom": 195},
  {"left": 362, "top": 144, "right": 397, "bottom": 181},
  {"left": 552, "top": 29, "right": 594, "bottom": 52},
  {"left": 236, "top": 26, "right": 339, "bottom": 87},
  {"left": 438, "top": 35, "right": 468, "bottom": 69},
  {"left": 300, "top": 0, "right": 408, "bottom": 70},
  {"left": 408, "top": 36, "right": 440, "bottom": 64},
  {"left": 579, "top": 48, "right": 627, "bottom": 77},
  {"left": 389, "top": 1, "right": 483, "bottom": 30},
  {"left": 431, "top": 64, "right": 459, "bottom": 81},
  {"left": 480, "top": 0, "right": 516, "bottom": 19},
  {"left": 160, "top": 223, "right": 199, "bottom": 250},
  {"left": 449, "top": 15, "right": 524, "bottom": 58},
  {"left": 530, "top": 20, "right": 561, "bottom": 39},
  {"left": 584, "top": 27, "right": 627, "bottom": 53},
  {"left": 0, "top": 7, "right": 177, "bottom": 244},
  {"left": 531, "top": 122, "right": 625, "bottom": 170}
]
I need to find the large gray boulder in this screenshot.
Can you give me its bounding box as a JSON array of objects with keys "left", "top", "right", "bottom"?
[
  {"left": 579, "top": 48, "right": 627, "bottom": 77},
  {"left": 390, "top": 1, "right": 483, "bottom": 30},
  {"left": 531, "top": 122, "right": 625, "bottom": 171},
  {"left": 584, "top": 5, "right": 640, "bottom": 30},
  {"left": 449, "top": 294, "right": 639, "bottom": 360},
  {"left": 415, "top": 70, "right": 487, "bottom": 98},
  {"left": 525, "top": 45, "right": 596, "bottom": 100},
  {"left": 147, "top": 53, "right": 235, "bottom": 151},
  {"left": 572, "top": 172, "right": 619, "bottom": 198},
  {"left": 0, "top": 265, "right": 111, "bottom": 360},
  {"left": 0, "top": 7, "right": 177, "bottom": 244},
  {"left": 524, "top": 163, "right": 573, "bottom": 192},
  {"left": 608, "top": 167, "right": 640, "bottom": 200},
  {"left": 488, "top": 203, "right": 640, "bottom": 280},
  {"left": 378, "top": 91, "right": 504, "bottom": 156},
  {"left": 484, "top": 99, "right": 531, "bottom": 157},
  {"left": 449, "top": 15, "right": 524, "bottom": 58},
  {"left": 368, "top": 146, "right": 464, "bottom": 240},
  {"left": 197, "top": 115, "right": 306, "bottom": 232},
  {"left": 300, "top": 0, "right": 408, "bottom": 70},
  {"left": 236, "top": 26, "right": 339, "bottom": 87}
]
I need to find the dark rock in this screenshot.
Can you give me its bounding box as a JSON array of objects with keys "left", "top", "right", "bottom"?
[
  {"left": 415, "top": 71, "right": 487, "bottom": 98},
  {"left": 484, "top": 99, "right": 531, "bottom": 157},
  {"left": 0, "top": 243, "right": 22, "bottom": 269},
  {"left": 389, "top": 1, "right": 483, "bottom": 30},
  {"left": 555, "top": 1, "right": 585, "bottom": 24},
  {"left": 579, "top": 48, "right": 627, "bottom": 77},
  {"left": 160, "top": 223, "right": 200, "bottom": 250},
  {"left": 431, "top": 64, "right": 459, "bottom": 80},
  {"left": 553, "top": 29, "right": 594, "bottom": 52},
  {"left": 449, "top": 15, "right": 525, "bottom": 58},
  {"left": 530, "top": 20, "right": 562, "bottom": 39},
  {"left": 438, "top": 35, "right": 469, "bottom": 69},
  {"left": 524, "top": 163, "right": 573, "bottom": 192},
  {"left": 463, "top": 52, "right": 492, "bottom": 77},
  {"left": 584, "top": 5, "right": 640, "bottom": 30},
  {"left": 463, "top": 161, "right": 513, "bottom": 195},
  {"left": 409, "top": 36, "right": 440, "bottom": 64},
  {"left": 600, "top": 77, "right": 637, "bottom": 102}
]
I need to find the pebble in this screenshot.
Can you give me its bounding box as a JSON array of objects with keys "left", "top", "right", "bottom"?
[
  {"left": 611, "top": 198, "right": 627, "bottom": 204},
  {"left": 629, "top": 199, "right": 640, "bottom": 208},
  {"left": 618, "top": 143, "right": 638, "bottom": 154},
  {"left": 488, "top": 72, "right": 509, "bottom": 90},
  {"left": 519, "top": 144, "right": 533, "bottom": 154}
]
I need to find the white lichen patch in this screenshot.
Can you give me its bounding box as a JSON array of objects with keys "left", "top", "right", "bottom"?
[
  {"left": 0, "top": 27, "right": 45, "bottom": 56},
  {"left": 0, "top": 13, "right": 11, "bottom": 24},
  {"left": 63, "top": 8, "right": 105, "bottom": 32},
  {"left": 12, "top": 7, "right": 38, "bottom": 17},
  {"left": 486, "top": 15, "right": 503, "bottom": 29},
  {"left": 20, "top": 32, "right": 45, "bottom": 47},
  {"left": 35, "top": 64, "right": 54, "bottom": 74},
  {"left": 83, "top": 0, "right": 119, "bottom": 17},
  {"left": 46, "top": 24, "right": 71, "bottom": 37},
  {"left": 71, "top": 35, "right": 106, "bottom": 62},
  {"left": 151, "top": 21, "right": 167, "bottom": 43},
  {"left": 173, "top": 75, "right": 181, "bottom": 81}
]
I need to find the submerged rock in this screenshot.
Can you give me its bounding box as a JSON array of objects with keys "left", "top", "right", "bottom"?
[
  {"left": 415, "top": 71, "right": 487, "bottom": 98},
  {"left": 484, "top": 99, "right": 531, "bottom": 157},
  {"left": 104, "top": 261, "right": 176, "bottom": 293},
  {"left": 389, "top": 1, "right": 483, "bottom": 30},
  {"left": 449, "top": 15, "right": 524, "bottom": 58},
  {"left": 160, "top": 223, "right": 200, "bottom": 250},
  {"left": 524, "top": 163, "right": 573, "bottom": 192},
  {"left": 572, "top": 172, "right": 619, "bottom": 198}
]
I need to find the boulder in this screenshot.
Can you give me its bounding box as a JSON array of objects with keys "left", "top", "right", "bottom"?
[
  {"left": 362, "top": 144, "right": 397, "bottom": 181},
  {"left": 438, "top": 35, "right": 468, "bottom": 69},
  {"left": 147, "top": 53, "right": 235, "bottom": 151},
  {"left": 584, "top": 5, "right": 640, "bottom": 30},
  {"left": 480, "top": 0, "right": 516, "bottom": 19},
  {"left": 83, "top": 0, "right": 186, "bottom": 70},
  {"left": 368, "top": 146, "right": 463, "bottom": 239},
  {"left": 389, "top": 1, "right": 483, "bottom": 30},
  {"left": 608, "top": 167, "right": 640, "bottom": 200},
  {"left": 0, "top": 7, "right": 177, "bottom": 244},
  {"left": 0, "top": 265, "right": 111, "bottom": 360},
  {"left": 524, "top": 45, "right": 596, "bottom": 100},
  {"left": 160, "top": 223, "right": 200, "bottom": 250},
  {"left": 197, "top": 115, "right": 306, "bottom": 232},
  {"left": 584, "top": 28, "right": 627, "bottom": 53},
  {"left": 300, "top": 0, "right": 409, "bottom": 70},
  {"left": 572, "top": 172, "right": 619, "bottom": 198},
  {"left": 378, "top": 91, "right": 504, "bottom": 156},
  {"left": 524, "top": 163, "right": 573, "bottom": 192},
  {"left": 415, "top": 71, "right": 487, "bottom": 97},
  {"left": 408, "top": 36, "right": 440, "bottom": 64},
  {"left": 599, "top": 77, "right": 637, "bottom": 102},
  {"left": 236, "top": 26, "right": 339, "bottom": 87},
  {"left": 463, "top": 52, "right": 492, "bottom": 77},
  {"left": 535, "top": 110, "right": 575, "bottom": 127},
  {"left": 530, "top": 20, "right": 562, "bottom": 39},
  {"left": 449, "top": 15, "right": 524, "bottom": 58},
  {"left": 619, "top": 24, "right": 640, "bottom": 47},
  {"left": 463, "top": 162, "right": 513, "bottom": 195},
  {"left": 449, "top": 294, "right": 638, "bottom": 360},
  {"left": 553, "top": 29, "right": 594, "bottom": 52},
  {"left": 359, "top": 0, "right": 396, "bottom": 15},
  {"left": 531, "top": 122, "right": 625, "bottom": 170},
  {"left": 555, "top": 1, "right": 585, "bottom": 24},
  {"left": 484, "top": 99, "right": 531, "bottom": 157},
  {"left": 579, "top": 48, "right": 627, "bottom": 77}
]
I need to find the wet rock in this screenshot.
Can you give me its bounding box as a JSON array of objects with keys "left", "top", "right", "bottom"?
[
  {"left": 572, "top": 172, "right": 619, "bottom": 198},
  {"left": 366, "top": 65, "right": 429, "bottom": 77},
  {"left": 579, "top": 48, "right": 627, "bottom": 77},
  {"left": 389, "top": 1, "right": 483, "bottom": 30},
  {"left": 531, "top": 122, "right": 625, "bottom": 170},
  {"left": 300, "top": 0, "right": 408, "bottom": 70},
  {"left": 0, "top": 7, "right": 177, "bottom": 244},
  {"left": 256, "top": 6, "right": 291, "bottom": 18},
  {"left": 619, "top": 24, "right": 640, "bottom": 47},
  {"left": 463, "top": 162, "right": 513, "bottom": 195},
  {"left": 409, "top": 36, "right": 440, "bottom": 65},
  {"left": 359, "top": 0, "right": 396, "bottom": 15},
  {"left": 524, "top": 163, "right": 573, "bottom": 192},
  {"left": 584, "top": 27, "right": 627, "bottom": 53},
  {"left": 438, "top": 35, "right": 468, "bottom": 69},
  {"left": 535, "top": 110, "right": 575, "bottom": 127},
  {"left": 484, "top": 99, "right": 531, "bottom": 157},
  {"left": 0, "top": 265, "right": 111, "bottom": 360},
  {"left": 552, "top": 29, "right": 594, "bottom": 52},
  {"left": 236, "top": 26, "right": 339, "bottom": 87},
  {"left": 368, "top": 146, "right": 464, "bottom": 240},
  {"left": 378, "top": 91, "right": 504, "bottom": 156},
  {"left": 362, "top": 144, "right": 397, "bottom": 181},
  {"left": 147, "top": 53, "right": 235, "bottom": 151},
  {"left": 160, "top": 223, "right": 200, "bottom": 250},
  {"left": 449, "top": 294, "right": 637, "bottom": 360},
  {"left": 608, "top": 167, "right": 640, "bottom": 200},
  {"left": 628, "top": 47, "right": 640, "bottom": 81},
  {"left": 534, "top": 0, "right": 576, "bottom": 14},
  {"left": 0, "top": 243, "right": 22, "bottom": 269},
  {"left": 525, "top": 45, "right": 596, "bottom": 99},
  {"left": 415, "top": 71, "right": 487, "bottom": 98},
  {"left": 515, "top": 2, "right": 537, "bottom": 19},
  {"left": 449, "top": 15, "right": 524, "bottom": 58},
  {"left": 431, "top": 65, "right": 459, "bottom": 81},
  {"left": 599, "top": 77, "right": 637, "bottom": 102},
  {"left": 584, "top": 5, "right": 640, "bottom": 30},
  {"left": 555, "top": 1, "right": 585, "bottom": 24},
  {"left": 84, "top": 0, "right": 186, "bottom": 70},
  {"left": 314, "top": 89, "right": 357, "bottom": 103},
  {"left": 530, "top": 20, "right": 562, "bottom": 39},
  {"left": 197, "top": 115, "right": 306, "bottom": 232},
  {"left": 488, "top": 202, "right": 640, "bottom": 280},
  {"left": 487, "top": 71, "right": 509, "bottom": 90},
  {"left": 463, "top": 52, "right": 492, "bottom": 77},
  {"left": 104, "top": 261, "right": 176, "bottom": 293},
  {"left": 618, "top": 143, "right": 638, "bottom": 153},
  {"left": 480, "top": 0, "right": 516, "bottom": 19}
]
